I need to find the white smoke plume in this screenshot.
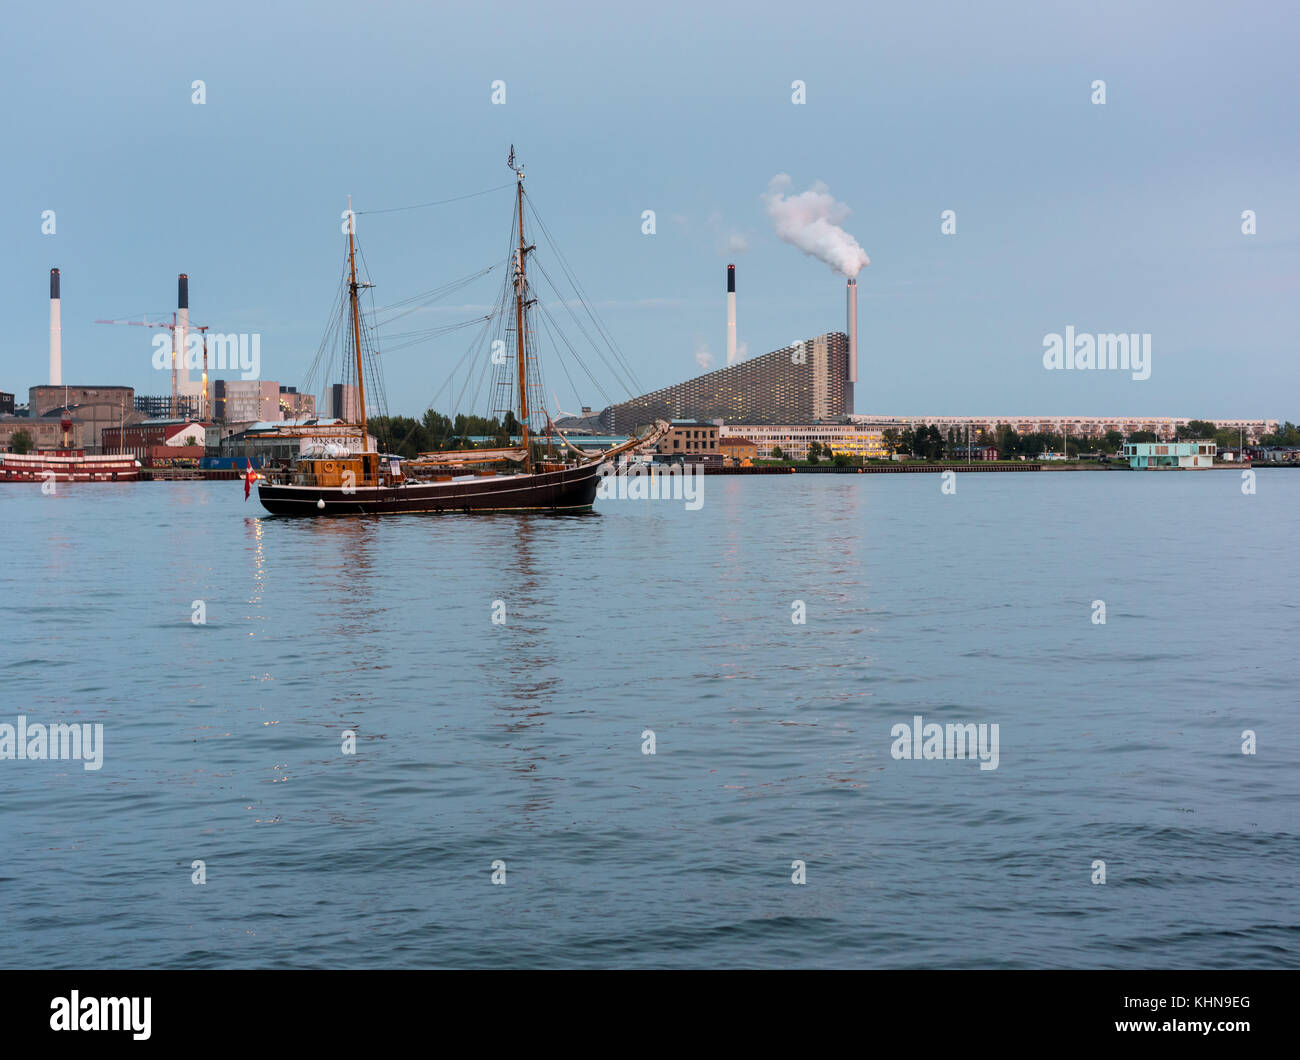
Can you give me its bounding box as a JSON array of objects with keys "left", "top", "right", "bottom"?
[
  {"left": 694, "top": 339, "right": 715, "bottom": 371},
  {"left": 762, "top": 174, "right": 870, "bottom": 278}
]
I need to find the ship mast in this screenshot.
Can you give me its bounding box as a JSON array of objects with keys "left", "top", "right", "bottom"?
[
  {"left": 510, "top": 150, "right": 534, "bottom": 473},
  {"left": 347, "top": 195, "right": 368, "bottom": 454}
]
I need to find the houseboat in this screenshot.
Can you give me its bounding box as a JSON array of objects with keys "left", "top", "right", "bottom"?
[{"left": 1123, "top": 441, "right": 1216, "bottom": 469}]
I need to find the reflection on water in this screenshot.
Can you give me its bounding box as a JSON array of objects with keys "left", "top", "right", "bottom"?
[{"left": 0, "top": 476, "right": 1297, "bottom": 968}]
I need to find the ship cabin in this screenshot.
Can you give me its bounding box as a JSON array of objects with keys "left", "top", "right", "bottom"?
[{"left": 292, "top": 445, "right": 404, "bottom": 488}]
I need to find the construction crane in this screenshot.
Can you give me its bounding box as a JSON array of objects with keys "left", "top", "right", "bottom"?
[{"left": 95, "top": 314, "right": 213, "bottom": 420}]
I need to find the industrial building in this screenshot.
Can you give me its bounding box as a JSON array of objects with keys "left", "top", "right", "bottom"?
[
  {"left": 0, "top": 413, "right": 87, "bottom": 451},
  {"left": 26, "top": 386, "right": 140, "bottom": 453},
  {"left": 590, "top": 264, "right": 861, "bottom": 432},
  {"left": 102, "top": 420, "right": 207, "bottom": 465},
  {"left": 213, "top": 380, "right": 281, "bottom": 423},
  {"left": 134, "top": 394, "right": 201, "bottom": 419},
  {"left": 599, "top": 332, "right": 851, "bottom": 432}
]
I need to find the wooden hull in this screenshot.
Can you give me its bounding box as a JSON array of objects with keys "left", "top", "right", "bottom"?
[{"left": 256, "top": 461, "right": 602, "bottom": 516}]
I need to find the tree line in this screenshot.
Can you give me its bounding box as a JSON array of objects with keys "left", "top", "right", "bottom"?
[{"left": 368, "top": 411, "right": 522, "bottom": 459}]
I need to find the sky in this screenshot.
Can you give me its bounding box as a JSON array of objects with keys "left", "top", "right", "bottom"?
[{"left": 3, "top": 0, "right": 1297, "bottom": 420}]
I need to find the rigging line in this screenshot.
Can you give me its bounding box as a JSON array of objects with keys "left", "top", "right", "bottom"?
[
  {"left": 536, "top": 311, "right": 586, "bottom": 416},
  {"left": 527, "top": 220, "right": 642, "bottom": 401},
  {"left": 355, "top": 242, "right": 393, "bottom": 426},
  {"left": 373, "top": 263, "right": 500, "bottom": 318},
  {"left": 356, "top": 182, "right": 516, "bottom": 216},
  {"left": 420, "top": 313, "right": 494, "bottom": 419},
  {"left": 475, "top": 270, "right": 515, "bottom": 420},
  {"left": 536, "top": 300, "right": 614, "bottom": 406},
  {"left": 523, "top": 192, "right": 645, "bottom": 395},
  {"left": 532, "top": 258, "right": 631, "bottom": 399},
  {"left": 382, "top": 316, "right": 492, "bottom": 350},
  {"left": 302, "top": 273, "right": 348, "bottom": 398}
]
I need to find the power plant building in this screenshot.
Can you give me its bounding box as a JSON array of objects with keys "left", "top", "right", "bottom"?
[{"left": 599, "top": 332, "right": 852, "bottom": 432}]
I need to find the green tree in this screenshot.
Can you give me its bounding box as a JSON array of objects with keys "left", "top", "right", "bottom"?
[
  {"left": 1182, "top": 420, "right": 1218, "bottom": 439},
  {"left": 10, "top": 429, "right": 34, "bottom": 454},
  {"left": 771, "top": 445, "right": 784, "bottom": 460},
  {"left": 1261, "top": 421, "right": 1300, "bottom": 446}
]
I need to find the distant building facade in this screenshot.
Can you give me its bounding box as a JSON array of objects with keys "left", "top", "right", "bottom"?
[
  {"left": 853, "top": 414, "right": 1278, "bottom": 443},
  {"left": 330, "top": 383, "right": 361, "bottom": 423},
  {"left": 722, "top": 422, "right": 887, "bottom": 461},
  {"left": 30, "top": 385, "right": 133, "bottom": 418},
  {"left": 0, "top": 392, "right": 13, "bottom": 416},
  {"left": 655, "top": 420, "right": 720, "bottom": 461},
  {"left": 214, "top": 380, "right": 282, "bottom": 423},
  {"left": 950, "top": 444, "right": 1000, "bottom": 461},
  {"left": 135, "top": 394, "right": 202, "bottom": 419},
  {"left": 102, "top": 420, "right": 206, "bottom": 466},
  {"left": 0, "top": 415, "right": 85, "bottom": 451},
  {"left": 26, "top": 387, "right": 141, "bottom": 453},
  {"left": 279, "top": 386, "right": 315, "bottom": 419},
  {"left": 1244, "top": 446, "right": 1300, "bottom": 465},
  {"left": 599, "top": 333, "right": 851, "bottom": 432},
  {"left": 719, "top": 437, "right": 758, "bottom": 465}
]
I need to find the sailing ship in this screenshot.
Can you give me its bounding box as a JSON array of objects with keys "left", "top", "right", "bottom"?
[{"left": 257, "top": 151, "right": 660, "bottom": 516}]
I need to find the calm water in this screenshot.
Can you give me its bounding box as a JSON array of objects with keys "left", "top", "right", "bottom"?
[{"left": 1, "top": 470, "right": 1296, "bottom": 968}]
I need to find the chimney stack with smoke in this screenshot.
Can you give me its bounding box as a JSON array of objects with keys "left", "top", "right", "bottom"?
[
  {"left": 726, "top": 264, "right": 737, "bottom": 365},
  {"left": 49, "top": 268, "right": 62, "bottom": 385},
  {"left": 846, "top": 277, "right": 858, "bottom": 384}
]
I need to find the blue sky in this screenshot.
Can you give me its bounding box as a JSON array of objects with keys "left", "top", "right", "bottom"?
[{"left": 4, "top": 0, "right": 1297, "bottom": 419}]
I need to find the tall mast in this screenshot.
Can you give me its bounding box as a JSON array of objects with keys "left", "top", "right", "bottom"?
[
  {"left": 347, "top": 195, "right": 368, "bottom": 453},
  {"left": 512, "top": 161, "right": 532, "bottom": 473}
]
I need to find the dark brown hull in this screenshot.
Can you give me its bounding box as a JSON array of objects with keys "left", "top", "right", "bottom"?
[{"left": 256, "top": 462, "right": 601, "bottom": 516}]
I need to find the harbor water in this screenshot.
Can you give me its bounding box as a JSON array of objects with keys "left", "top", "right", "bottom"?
[{"left": 0, "top": 471, "right": 1296, "bottom": 968}]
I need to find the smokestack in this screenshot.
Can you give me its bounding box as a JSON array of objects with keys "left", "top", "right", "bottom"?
[
  {"left": 846, "top": 277, "right": 858, "bottom": 384},
  {"left": 172, "top": 273, "right": 189, "bottom": 417},
  {"left": 49, "top": 268, "right": 62, "bottom": 385},
  {"left": 726, "top": 264, "right": 737, "bottom": 365}
]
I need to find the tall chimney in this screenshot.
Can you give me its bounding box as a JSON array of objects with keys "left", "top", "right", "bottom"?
[
  {"left": 172, "top": 273, "right": 189, "bottom": 417},
  {"left": 846, "top": 277, "right": 858, "bottom": 383},
  {"left": 49, "top": 268, "right": 62, "bottom": 385},
  {"left": 726, "top": 264, "right": 737, "bottom": 365}
]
